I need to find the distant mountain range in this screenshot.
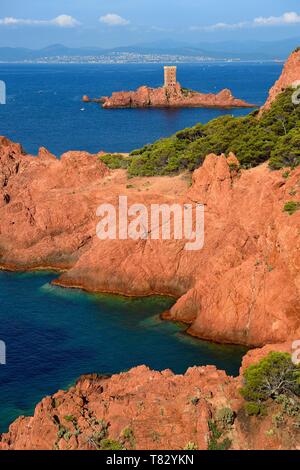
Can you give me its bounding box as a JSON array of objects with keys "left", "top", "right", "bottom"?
[{"left": 0, "top": 38, "right": 299, "bottom": 62}]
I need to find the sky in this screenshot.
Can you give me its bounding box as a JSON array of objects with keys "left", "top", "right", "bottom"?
[{"left": 0, "top": 0, "right": 300, "bottom": 48}]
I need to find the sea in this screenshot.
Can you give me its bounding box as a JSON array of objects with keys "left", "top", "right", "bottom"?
[{"left": 0, "top": 62, "right": 282, "bottom": 432}]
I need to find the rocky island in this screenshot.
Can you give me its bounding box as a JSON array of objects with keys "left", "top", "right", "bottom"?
[
  {"left": 1, "top": 50, "right": 300, "bottom": 450},
  {"left": 83, "top": 65, "right": 255, "bottom": 109}
]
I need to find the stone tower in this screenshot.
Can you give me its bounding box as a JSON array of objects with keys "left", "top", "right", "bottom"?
[{"left": 164, "top": 66, "right": 177, "bottom": 89}]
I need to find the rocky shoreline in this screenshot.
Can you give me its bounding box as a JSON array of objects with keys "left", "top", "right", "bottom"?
[{"left": 0, "top": 342, "right": 297, "bottom": 450}]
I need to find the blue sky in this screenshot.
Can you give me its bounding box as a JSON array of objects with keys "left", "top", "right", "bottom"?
[{"left": 0, "top": 0, "right": 300, "bottom": 48}]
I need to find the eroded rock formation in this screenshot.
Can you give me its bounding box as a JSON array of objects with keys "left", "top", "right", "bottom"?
[
  {"left": 260, "top": 48, "right": 300, "bottom": 114},
  {"left": 85, "top": 83, "right": 255, "bottom": 109},
  {"left": 0, "top": 343, "right": 299, "bottom": 450}
]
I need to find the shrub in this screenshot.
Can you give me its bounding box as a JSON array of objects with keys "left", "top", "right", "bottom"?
[
  {"left": 283, "top": 201, "right": 300, "bottom": 215},
  {"left": 100, "top": 153, "right": 130, "bottom": 170},
  {"left": 121, "top": 427, "right": 135, "bottom": 448},
  {"left": 184, "top": 441, "right": 198, "bottom": 450},
  {"left": 272, "top": 412, "right": 285, "bottom": 427},
  {"left": 64, "top": 415, "right": 76, "bottom": 423},
  {"left": 240, "top": 352, "right": 300, "bottom": 403},
  {"left": 99, "top": 438, "right": 125, "bottom": 450},
  {"left": 207, "top": 419, "right": 232, "bottom": 450},
  {"left": 244, "top": 402, "right": 266, "bottom": 417},
  {"left": 57, "top": 425, "right": 69, "bottom": 439},
  {"left": 216, "top": 407, "right": 235, "bottom": 428},
  {"left": 275, "top": 394, "right": 300, "bottom": 416},
  {"left": 208, "top": 437, "right": 232, "bottom": 451},
  {"left": 269, "top": 127, "right": 300, "bottom": 170},
  {"left": 208, "top": 420, "right": 222, "bottom": 440}
]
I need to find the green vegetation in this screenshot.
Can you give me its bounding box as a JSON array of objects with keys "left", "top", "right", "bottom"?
[
  {"left": 57, "top": 425, "right": 69, "bottom": 439},
  {"left": 98, "top": 438, "right": 125, "bottom": 450},
  {"left": 114, "top": 87, "right": 300, "bottom": 177},
  {"left": 181, "top": 87, "right": 193, "bottom": 97},
  {"left": 241, "top": 352, "right": 300, "bottom": 421},
  {"left": 64, "top": 415, "right": 76, "bottom": 423},
  {"left": 184, "top": 441, "right": 198, "bottom": 450},
  {"left": 207, "top": 419, "right": 232, "bottom": 451},
  {"left": 244, "top": 402, "right": 266, "bottom": 417},
  {"left": 269, "top": 127, "right": 300, "bottom": 170},
  {"left": 216, "top": 407, "right": 235, "bottom": 428},
  {"left": 208, "top": 437, "right": 232, "bottom": 451},
  {"left": 100, "top": 153, "right": 130, "bottom": 170},
  {"left": 121, "top": 427, "right": 136, "bottom": 448},
  {"left": 283, "top": 201, "right": 300, "bottom": 215}
]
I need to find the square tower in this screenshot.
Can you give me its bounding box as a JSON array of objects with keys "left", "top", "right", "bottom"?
[{"left": 164, "top": 66, "right": 177, "bottom": 89}]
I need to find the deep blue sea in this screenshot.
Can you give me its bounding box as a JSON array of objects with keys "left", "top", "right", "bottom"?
[
  {"left": 0, "top": 63, "right": 282, "bottom": 433},
  {"left": 0, "top": 62, "right": 282, "bottom": 155}
]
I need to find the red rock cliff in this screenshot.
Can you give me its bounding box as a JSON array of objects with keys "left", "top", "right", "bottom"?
[{"left": 260, "top": 48, "right": 300, "bottom": 114}]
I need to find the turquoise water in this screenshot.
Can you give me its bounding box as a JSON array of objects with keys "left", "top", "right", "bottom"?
[{"left": 0, "top": 271, "right": 247, "bottom": 433}]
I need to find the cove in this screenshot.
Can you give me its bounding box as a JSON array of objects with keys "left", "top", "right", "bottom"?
[{"left": 0, "top": 271, "right": 247, "bottom": 433}]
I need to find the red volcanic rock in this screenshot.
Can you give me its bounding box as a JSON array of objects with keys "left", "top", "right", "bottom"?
[
  {"left": 100, "top": 83, "right": 254, "bottom": 109},
  {"left": 1, "top": 365, "right": 226, "bottom": 450},
  {"left": 239, "top": 341, "right": 293, "bottom": 376},
  {"left": 0, "top": 141, "right": 109, "bottom": 270},
  {"left": 1, "top": 343, "right": 299, "bottom": 450},
  {"left": 0, "top": 135, "right": 300, "bottom": 347},
  {"left": 260, "top": 49, "right": 300, "bottom": 114},
  {"left": 53, "top": 153, "right": 300, "bottom": 347}
]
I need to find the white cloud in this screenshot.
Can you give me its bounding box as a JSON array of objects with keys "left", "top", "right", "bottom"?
[
  {"left": 0, "top": 15, "right": 80, "bottom": 28},
  {"left": 254, "top": 12, "right": 300, "bottom": 26},
  {"left": 191, "top": 11, "right": 300, "bottom": 31},
  {"left": 52, "top": 15, "right": 80, "bottom": 28},
  {"left": 191, "top": 21, "right": 247, "bottom": 31},
  {"left": 99, "top": 13, "right": 129, "bottom": 27}
]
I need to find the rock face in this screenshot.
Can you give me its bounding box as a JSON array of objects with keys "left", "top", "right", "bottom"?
[
  {"left": 1, "top": 343, "right": 299, "bottom": 450},
  {"left": 87, "top": 83, "right": 255, "bottom": 109},
  {"left": 260, "top": 48, "right": 300, "bottom": 114},
  {"left": 0, "top": 137, "right": 300, "bottom": 348},
  {"left": 0, "top": 137, "right": 109, "bottom": 270}
]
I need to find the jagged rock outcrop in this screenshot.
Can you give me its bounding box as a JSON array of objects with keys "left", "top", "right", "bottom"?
[
  {"left": 0, "top": 139, "right": 109, "bottom": 270},
  {"left": 260, "top": 48, "right": 300, "bottom": 114},
  {"left": 86, "top": 83, "right": 255, "bottom": 109},
  {"left": 1, "top": 343, "right": 299, "bottom": 450}
]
